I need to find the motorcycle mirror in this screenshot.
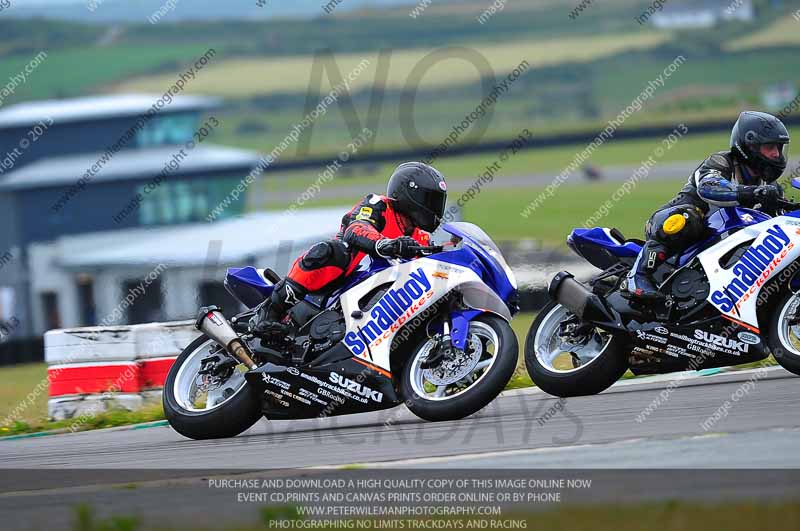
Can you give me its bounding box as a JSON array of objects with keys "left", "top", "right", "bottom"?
[{"left": 792, "top": 177, "right": 800, "bottom": 191}]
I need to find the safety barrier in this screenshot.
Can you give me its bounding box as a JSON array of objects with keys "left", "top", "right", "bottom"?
[{"left": 44, "top": 321, "right": 198, "bottom": 420}]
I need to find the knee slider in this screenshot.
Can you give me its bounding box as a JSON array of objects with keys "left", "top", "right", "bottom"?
[
  {"left": 654, "top": 206, "right": 703, "bottom": 248},
  {"left": 300, "top": 242, "right": 335, "bottom": 270},
  {"left": 662, "top": 213, "right": 686, "bottom": 235},
  {"left": 300, "top": 240, "right": 350, "bottom": 271}
]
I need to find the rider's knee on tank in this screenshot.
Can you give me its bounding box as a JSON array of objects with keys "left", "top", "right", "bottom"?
[
  {"left": 645, "top": 204, "right": 705, "bottom": 252},
  {"left": 299, "top": 240, "right": 350, "bottom": 271},
  {"left": 289, "top": 240, "right": 350, "bottom": 293}
]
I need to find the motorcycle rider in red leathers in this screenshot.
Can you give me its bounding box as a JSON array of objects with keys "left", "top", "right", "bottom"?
[{"left": 254, "top": 162, "right": 448, "bottom": 333}]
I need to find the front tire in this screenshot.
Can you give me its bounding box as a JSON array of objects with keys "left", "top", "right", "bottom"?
[
  {"left": 524, "top": 301, "right": 628, "bottom": 397},
  {"left": 163, "top": 335, "right": 262, "bottom": 440},
  {"left": 766, "top": 291, "right": 800, "bottom": 376},
  {"left": 400, "top": 314, "right": 518, "bottom": 422}
]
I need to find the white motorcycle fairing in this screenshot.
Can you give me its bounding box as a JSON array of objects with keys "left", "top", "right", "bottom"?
[
  {"left": 699, "top": 216, "right": 800, "bottom": 333},
  {"left": 338, "top": 256, "right": 510, "bottom": 377}
]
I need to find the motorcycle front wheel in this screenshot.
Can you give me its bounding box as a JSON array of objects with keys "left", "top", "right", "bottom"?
[
  {"left": 766, "top": 291, "right": 800, "bottom": 376},
  {"left": 400, "top": 314, "right": 518, "bottom": 422},
  {"left": 163, "top": 335, "right": 262, "bottom": 440},
  {"left": 524, "top": 301, "right": 628, "bottom": 397}
]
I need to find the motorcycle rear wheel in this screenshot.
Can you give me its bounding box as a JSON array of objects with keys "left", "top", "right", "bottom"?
[
  {"left": 163, "top": 335, "right": 262, "bottom": 440},
  {"left": 524, "top": 301, "right": 628, "bottom": 397}
]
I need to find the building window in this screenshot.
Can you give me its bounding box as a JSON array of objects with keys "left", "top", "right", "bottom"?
[
  {"left": 198, "top": 281, "right": 242, "bottom": 318},
  {"left": 139, "top": 176, "right": 246, "bottom": 226},
  {"left": 0, "top": 286, "right": 15, "bottom": 323},
  {"left": 136, "top": 114, "right": 198, "bottom": 148},
  {"left": 76, "top": 274, "right": 97, "bottom": 326},
  {"left": 123, "top": 278, "right": 164, "bottom": 325},
  {"left": 41, "top": 291, "right": 61, "bottom": 330}
]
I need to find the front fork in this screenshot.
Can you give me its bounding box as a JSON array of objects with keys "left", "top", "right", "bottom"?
[
  {"left": 420, "top": 308, "right": 482, "bottom": 369},
  {"left": 449, "top": 309, "right": 483, "bottom": 350}
]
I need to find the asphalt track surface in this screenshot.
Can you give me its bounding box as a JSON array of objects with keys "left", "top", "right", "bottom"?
[
  {"left": 3, "top": 366, "right": 798, "bottom": 471},
  {"left": 0, "top": 367, "right": 798, "bottom": 528}
]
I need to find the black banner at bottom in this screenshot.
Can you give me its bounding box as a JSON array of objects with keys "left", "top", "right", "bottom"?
[{"left": 1, "top": 469, "right": 798, "bottom": 530}]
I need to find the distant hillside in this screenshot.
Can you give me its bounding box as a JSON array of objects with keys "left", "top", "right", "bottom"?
[{"left": 0, "top": 0, "right": 418, "bottom": 23}]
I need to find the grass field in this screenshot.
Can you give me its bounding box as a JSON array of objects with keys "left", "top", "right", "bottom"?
[
  {"left": 1, "top": 5, "right": 796, "bottom": 160},
  {"left": 290, "top": 171, "right": 800, "bottom": 248},
  {"left": 0, "top": 44, "right": 217, "bottom": 104},
  {"left": 463, "top": 180, "right": 682, "bottom": 245},
  {"left": 109, "top": 32, "right": 670, "bottom": 97},
  {"left": 252, "top": 128, "right": 800, "bottom": 199},
  {"left": 0, "top": 361, "right": 165, "bottom": 436},
  {"left": 508, "top": 312, "right": 535, "bottom": 389},
  {"left": 0, "top": 362, "right": 49, "bottom": 428},
  {"left": 726, "top": 14, "right": 800, "bottom": 51}
]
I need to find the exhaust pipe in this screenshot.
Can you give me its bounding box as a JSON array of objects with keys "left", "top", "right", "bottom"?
[
  {"left": 548, "top": 272, "right": 620, "bottom": 327},
  {"left": 195, "top": 306, "right": 257, "bottom": 369}
]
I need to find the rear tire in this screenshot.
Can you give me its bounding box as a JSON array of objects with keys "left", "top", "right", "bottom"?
[
  {"left": 400, "top": 314, "right": 517, "bottom": 422},
  {"left": 524, "top": 302, "right": 628, "bottom": 397},
  {"left": 766, "top": 291, "right": 800, "bottom": 376},
  {"left": 163, "top": 335, "right": 262, "bottom": 440}
]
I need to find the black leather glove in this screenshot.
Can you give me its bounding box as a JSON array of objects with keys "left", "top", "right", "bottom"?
[
  {"left": 738, "top": 184, "right": 781, "bottom": 210},
  {"left": 754, "top": 184, "right": 782, "bottom": 211},
  {"left": 375, "top": 236, "right": 422, "bottom": 259}
]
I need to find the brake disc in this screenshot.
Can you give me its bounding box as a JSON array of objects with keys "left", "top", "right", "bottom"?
[{"left": 423, "top": 334, "right": 483, "bottom": 385}]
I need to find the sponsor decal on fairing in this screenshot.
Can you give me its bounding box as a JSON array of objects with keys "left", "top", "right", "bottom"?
[
  {"left": 737, "top": 331, "right": 760, "bottom": 345},
  {"left": 693, "top": 330, "right": 749, "bottom": 353},
  {"left": 344, "top": 268, "right": 434, "bottom": 355},
  {"left": 710, "top": 225, "right": 793, "bottom": 313},
  {"left": 329, "top": 373, "right": 384, "bottom": 403}
]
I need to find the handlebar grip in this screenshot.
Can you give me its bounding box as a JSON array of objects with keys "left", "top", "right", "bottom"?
[
  {"left": 418, "top": 245, "right": 444, "bottom": 255},
  {"left": 778, "top": 198, "right": 800, "bottom": 211}
]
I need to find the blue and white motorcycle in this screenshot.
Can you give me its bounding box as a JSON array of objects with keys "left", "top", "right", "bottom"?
[
  {"left": 525, "top": 179, "right": 800, "bottom": 397},
  {"left": 164, "top": 222, "right": 519, "bottom": 439}
]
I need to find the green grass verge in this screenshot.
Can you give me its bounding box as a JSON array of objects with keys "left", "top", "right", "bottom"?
[
  {"left": 0, "top": 362, "right": 50, "bottom": 428},
  {"left": 0, "top": 361, "right": 166, "bottom": 437},
  {"left": 1, "top": 404, "right": 166, "bottom": 438},
  {"left": 507, "top": 312, "right": 535, "bottom": 390}
]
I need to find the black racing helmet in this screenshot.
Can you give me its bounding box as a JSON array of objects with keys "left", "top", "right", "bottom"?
[
  {"left": 730, "top": 110, "right": 790, "bottom": 183},
  {"left": 387, "top": 162, "right": 447, "bottom": 232}
]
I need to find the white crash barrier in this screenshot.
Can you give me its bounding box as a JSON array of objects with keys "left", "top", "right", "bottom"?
[{"left": 44, "top": 321, "right": 198, "bottom": 420}]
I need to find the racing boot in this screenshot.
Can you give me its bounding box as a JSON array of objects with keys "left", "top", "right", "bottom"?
[
  {"left": 623, "top": 240, "right": 668, "bottom": 302},
  {"left": 252, "top": 278, "right": 307, "bottom": 337}
]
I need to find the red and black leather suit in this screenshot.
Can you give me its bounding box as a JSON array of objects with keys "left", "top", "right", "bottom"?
[
  {"left": 267, "top": 194, "right": 431, "bottom": 320},
  {"left": 289, "top": 194, "right": 430, "bottom": 291}
]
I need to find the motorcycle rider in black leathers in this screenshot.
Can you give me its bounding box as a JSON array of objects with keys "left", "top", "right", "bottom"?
[{"left": 623, "top": 111, "right": 791, "bottom": 301}]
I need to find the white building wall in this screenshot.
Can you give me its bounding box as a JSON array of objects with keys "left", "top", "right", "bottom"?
[
  {"left": 26, "top": 209, "right": 347, "bottom": 335},
  {"left": 28, "top": 242, "right": 80, "bottom": 332}
]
